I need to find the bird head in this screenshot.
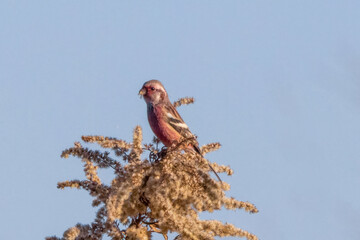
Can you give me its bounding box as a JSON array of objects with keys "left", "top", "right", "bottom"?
[{"left": 139, "top": 80, "right": 169, "bottom": 105}]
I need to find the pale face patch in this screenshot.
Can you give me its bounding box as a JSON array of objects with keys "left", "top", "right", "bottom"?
[{"left": 155, "top": 85, "right": 166, "bottom": 94}]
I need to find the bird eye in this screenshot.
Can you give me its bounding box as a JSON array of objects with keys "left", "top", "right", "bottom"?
[{"left": 151, "top": 87, "right": 155, "bottom": 91}]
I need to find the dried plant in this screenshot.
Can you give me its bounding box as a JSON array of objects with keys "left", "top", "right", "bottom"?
[{"left": 47, "top": 98, "right": 258, "bottom": 240}]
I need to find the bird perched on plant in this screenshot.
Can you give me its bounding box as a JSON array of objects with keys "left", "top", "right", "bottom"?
[{"left": 139, "top": 80, "right": 221, "bottom": 182}]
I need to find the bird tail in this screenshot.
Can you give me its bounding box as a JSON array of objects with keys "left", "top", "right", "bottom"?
[
  {"left": 208, "top": 162, "right": 223, "bottom": 183},
  {"left": 193, "top": 144, "right": 222, "bottom": 183}
]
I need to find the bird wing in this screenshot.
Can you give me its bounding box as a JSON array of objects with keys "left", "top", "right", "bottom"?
[
  {"left": 164, "top": 104, "right": 194, "bottom": 139},
  {"left": 164, "top": 104, "right": 222, "bottom": 182}
]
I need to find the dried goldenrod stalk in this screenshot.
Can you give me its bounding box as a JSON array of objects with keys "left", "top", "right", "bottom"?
[
  {"left": 63, "top": 227, "right": 80, "bottom": 240},
  {"left": 200, "top": 142, "right": 221, "bottom": 155},
  {"left": 173, "top": 97, "right": 195, "bottom": 108},
  {"left": 48, "top": 125, "right": 258, "bottom": 240},
  {"left": 129, "top": 126, "right": 143, "bottom": 162},
  {"left": 83, "top": 158, "right": 101, "bottom": 184},
  {"left": 82, "top": 136, "right": 131, "bottom": 150},
  {"left": 126, "top": 225, "right": 151, "bottom": 240}
]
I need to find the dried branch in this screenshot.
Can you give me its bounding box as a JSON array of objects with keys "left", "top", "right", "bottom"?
[{"left": 49, "top": 125, "right": 258, "bottom": 240}]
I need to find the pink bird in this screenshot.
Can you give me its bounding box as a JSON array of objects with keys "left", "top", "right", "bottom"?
[{"left": 139, "top": 80, "right": 221, "bottom": 182}]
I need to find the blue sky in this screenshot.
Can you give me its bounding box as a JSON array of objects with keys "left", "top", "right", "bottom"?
[{"left": 1, "top": 1, "right": 360, "bottom": 239}]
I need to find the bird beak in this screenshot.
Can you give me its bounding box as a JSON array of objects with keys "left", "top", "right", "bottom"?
[{"left": 138, "top": 88, "right": 146, "bottom": 97}]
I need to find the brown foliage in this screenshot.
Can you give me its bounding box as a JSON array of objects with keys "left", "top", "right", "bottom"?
[{"left": 47, "top": 99, "right": 258, "bottom": 240}]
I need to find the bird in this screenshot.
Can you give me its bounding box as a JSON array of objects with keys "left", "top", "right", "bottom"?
[{"left": 139, "top": 80, "right": 222, "bottom": 182}]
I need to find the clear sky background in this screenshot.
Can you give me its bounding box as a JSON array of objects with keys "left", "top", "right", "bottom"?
[{"left": 1, "top": 1, "right": 359, "bottom": 239}]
